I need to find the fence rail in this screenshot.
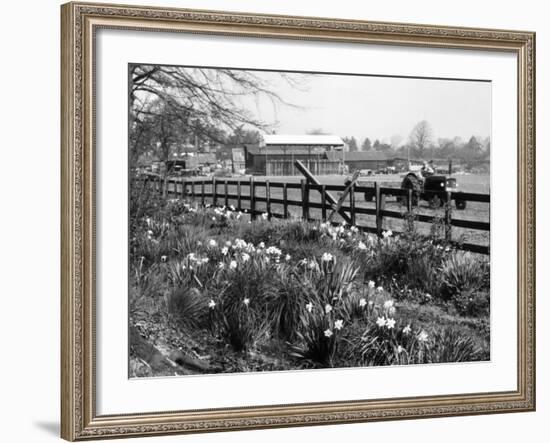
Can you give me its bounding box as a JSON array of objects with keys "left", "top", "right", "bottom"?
[{"left": 137, "top": 176, "right": 490, "bottom": 255}]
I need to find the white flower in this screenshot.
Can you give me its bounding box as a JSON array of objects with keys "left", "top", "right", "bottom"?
[
  {"left": 208, "top": 239, "right": 218, "bottom": 248},
  {"left": 229, "top": 260, "right": 237, "bottom": 270},
  {"left": 359, "top": 298, "right": 367, "bottom": 308},
  {"left": 208, "top": 300, "right": 216, "bottom": 309},
  {"left": 325, "top": 304, "right": 333, "bottom": 314},
  {"left": 376, "top": 317, "right": 387, "bottom": 327},
  {"left": 147, "top": 230, "right": 154, "bottom": 236},
  {"left": 285, "top": 254, "right": 291, "bottom": 261},
  {"left": 418, "top": 330, "right": 429, "bottom": 343},
  {"left": 324, "top": 329, "right": 333, "bottom": 338},
  {"left": 221, "top": 246, "right": 229, "bottom": 256},
  {"left": 334, "top": 319, "right": 344, "bottom": 330},
  {"left": 243, "top": 298, "right": 250, "bottom": 306},
  {"left": 308, "top": 261, "right": 316, "bottom": 269},
  {"left": 258, "top": 242, "right": 265, "bottom": 249},
  {"left": 425, "top": 293, "right": 432, "bottom": 300},
  {"left": 161, "top": 255, "right": 167, "bottom": 262},
  {"left": 261, "top": 212, "right": 268, "bottom": 220},
  {"left": 377, "top": 286, "right": 384, "bottom": 293},
  {"left": 225, "top": 241, "right": 232, "bottom": 247},
  {"left": 211, "top": 217, "right": 216, "bottom": 221},
  {"left": 321, "top": 252, "right": 334, "bottom": 262},
  {"left": 241, "top": 252, "right": 250, "bottom": 262},
  {"left": 382, "top": 230, "right": 393, "bottom": 238},
  {"left": 397, "top": 345, "right": 404, "bottom": 354},
  {"left": 402, "top": 324, "right": 412, "bottom": 335},
  {"left": 383, "top": 300, "right": 394, "bottom": 309},
  {"left": 218, "top": 262, "right": 225, "bottom": 269},
  {"left": 368, "top": 280, "right": 375, "bottom": 289},
  {"left": 305, "top": 302, "right": 313, "bottom": 313},
  {"left": 386, "top": 318, "right": 396, "bottom": 329},
  {"left": 266, "top": 246, "right": 282, "bottom": 256},
  {"left": 357, "top": 241, "right": 367, "bottom": 250}
]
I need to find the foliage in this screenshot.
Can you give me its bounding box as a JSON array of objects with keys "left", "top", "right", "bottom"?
[{"left": 129, "top": 200, "right": 490, "bottom": 375}]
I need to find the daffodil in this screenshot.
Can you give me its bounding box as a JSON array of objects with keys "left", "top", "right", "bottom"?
[
  {"left": 242, "top": 253, "right": 250, "bottom": 262},
  {"left": 243, "top": 298, "right": 250, "bottom": 306},
  {"left": 221, "top": 246, "right": 229, "bottom": 256},
  {"left": 208, "top": 300, "right": 216, "bottom": 309},
  {"left": 402, "top": 324, "right": 412, "bottom": 335},
  {"left": 376, "top": 317, "right": 387, "bottom": 327},
  {"left": 359, "top": 298, "right": 367, "bottom": 308},
  {"left": 368, "top": 280, "right": 375, "bottom": 289},
  {"left": 321, "top": 252, "right": 334, "bottom": 262},
  {"left": 229, "top": 260, "right": 237, "bottom": 270},
  {"left": 325, "top": 304, "right": 333, "bottom": 314},
  {"left": 386, "top": 318, "right": 396, "bottom": 329},
  {"left": 324, "top": 329, "right": 333, "bottom": 338},
  {"left": 334, "top": 319, "right": 344, "bottom": 330},
  {"left": 418, "top": 330, "right": 429, "bottom": 343},
  {"left": 208, "top": 239, "right": 218, "bottom": 248},
  {"left": 305, "top": 302, "right": 313, "bottom": 313}
]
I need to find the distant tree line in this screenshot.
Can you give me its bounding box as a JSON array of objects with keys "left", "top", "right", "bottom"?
[{"left": 340, "top": 120, "right": 490, "bottom": 168}]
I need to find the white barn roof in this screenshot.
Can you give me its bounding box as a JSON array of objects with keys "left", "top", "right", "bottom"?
[{"left": 262, "top": 134, "right": 344, "bottom": 146}]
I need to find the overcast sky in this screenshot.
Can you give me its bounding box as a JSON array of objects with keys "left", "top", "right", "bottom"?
[{"left": 236, "top": 70, "right": 491, "bottom": 145}]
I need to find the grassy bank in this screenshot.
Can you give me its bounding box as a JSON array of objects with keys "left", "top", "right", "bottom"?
[{"left": 129, "top": 191, "right": 490, "bottom": 376}]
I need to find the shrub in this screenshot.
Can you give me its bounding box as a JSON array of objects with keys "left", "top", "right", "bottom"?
[
  {"left": 427, "top": 327, "right": 485, "bottom": 363},
  {"left": 289, "top": 304, "right": 342, "bottom": 368},
  {"left": 441, "top": 251, "right": 489, "bottom": 315},
  {"left": 164, "top": 286, "right": 206, "bottom": 330}
]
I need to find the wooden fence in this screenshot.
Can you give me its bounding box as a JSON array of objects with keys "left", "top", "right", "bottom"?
[{"left": 138, "top": 176, "right": 490, "bottom": 255}]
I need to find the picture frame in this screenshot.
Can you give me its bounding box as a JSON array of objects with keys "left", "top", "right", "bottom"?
[{"left": 61, "top": 1, "right": 536, "bottom": 440}]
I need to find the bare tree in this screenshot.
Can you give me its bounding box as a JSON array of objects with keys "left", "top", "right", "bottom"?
[
  {"left": 408, "top": 120, "right": 434, "bottom": 154},
  {"left": 129, "top": 65, "right": 300, "bottom": 167}
]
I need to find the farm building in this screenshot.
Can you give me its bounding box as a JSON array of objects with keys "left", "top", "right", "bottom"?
[{"left": 245, "top": 134, "right": 346, "bottom": 175}]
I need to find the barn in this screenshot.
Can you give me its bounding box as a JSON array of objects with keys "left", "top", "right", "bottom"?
[{"left": 244, "top": 134, "right": 345, "bottom": 175}]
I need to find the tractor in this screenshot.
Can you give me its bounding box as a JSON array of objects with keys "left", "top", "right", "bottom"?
[{"left": 400, "top": 169, "right": 467, "bottom": 210}]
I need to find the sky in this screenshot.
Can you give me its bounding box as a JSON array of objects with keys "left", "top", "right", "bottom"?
[{"left": 235, "top": 69, "right": 491, "bottom": 145}]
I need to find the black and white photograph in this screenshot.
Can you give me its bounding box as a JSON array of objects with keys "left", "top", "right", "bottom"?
[{"left": 128, "top": 64, "right": 491, "bottom": 378}]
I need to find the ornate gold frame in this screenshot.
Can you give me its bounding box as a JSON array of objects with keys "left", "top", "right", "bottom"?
[{"left": 61, "top": 2, "right": 536, "bottom": 440}]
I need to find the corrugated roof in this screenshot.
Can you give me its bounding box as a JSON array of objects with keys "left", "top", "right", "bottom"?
[
  {"left": 245, "top": 145, "right": 328, "bottom": 156},
  {"left": 262, "top": 134, "right": 344, "bottom": 146}
]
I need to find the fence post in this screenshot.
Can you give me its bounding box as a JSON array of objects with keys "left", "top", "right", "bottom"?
[
  {"left": 212, "top": 178, "right": 217, "bottom": 207},
  {"left": 375, "top": 182, "right": 386, "bottom": 236},
  {"left": 201, "top": 180, "right": 205, "bottom": 206},
  {"left": 301, "top": 179, "right": 310, "bottom": 221},
  {"left": 265, "top": 180, "right": 271, "bottom": 220},
  {"left": 224, "top": 180, "right": 229, "bottom": 208},
  {"left": 237, "top": 180, "right": 242, "bottom": 212},
  {"left": 191, "top": 180, "right": 195, "bottom": 200},
  {"left": 321, "top": 185, "right": 327, "bottom": 221},
  {"left": 182, "top": 180, "right": 188, "bottom": 200},
  {"left": 445, "top": 191, "right": 452, "bottom": 241},
  {"left": 283, "top": 183, "right": 289, "bottom": 219},
  {"left": 250, "top": 176, "right": 256, "bottom": 220},
  {"left": 407, "top": 188, "right": 414, "bottom": 232},
  {"left": 349, "top": 183, "right": 356, "bottom": 226}
]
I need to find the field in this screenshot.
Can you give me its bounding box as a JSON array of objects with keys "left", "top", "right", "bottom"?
[{"left": 129, "top": 190, "right": 491, "bottom": 377}]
